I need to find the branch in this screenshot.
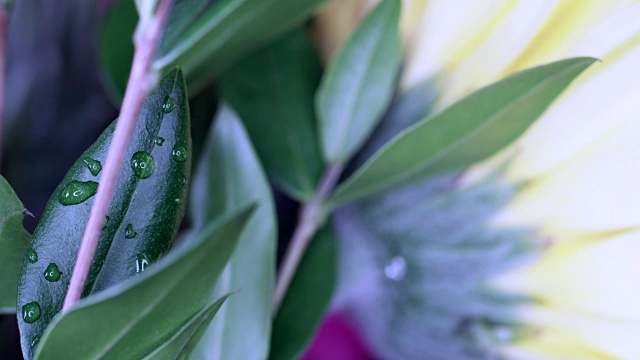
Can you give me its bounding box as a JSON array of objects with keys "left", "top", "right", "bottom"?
[
  {"left": 273, "top": 164, "right": 342, "bottom": 314},
  {"left": 63, "top": 0, "right": 173, "bottom": 311}
]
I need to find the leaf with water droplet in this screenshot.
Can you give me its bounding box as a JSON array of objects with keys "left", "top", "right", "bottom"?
[
  {"left": 125, "top": 224, "right": 137, "bottom": 239},
  {"left": 171, "top": 145, "right": 187, "bottom": 162},
  {"left": 33, "top": 205, "right": 255, "bottom": 360},
  {"left": 58, "top": 181, "right": 99, "bottom": 206},
  {"left": 21, "top": 302, "right": 41, "bottom": 324},
  {"left": 0, "top": 175, "right": 31, "bottom": 314},
  {"left": 43, "top": 264, "right": 62, "bottom": 282},
  {"left": 17, "top": 69, "right": 192, "bottom": 359},
  {"left": 83, "top": 158, "right": 103, "bottom": 176},
  {"left": 155, "top": 136, "right": 165, "bottom": 146},
  {"left": 131, "top": 151, "right": 156, "bottom": 179}
]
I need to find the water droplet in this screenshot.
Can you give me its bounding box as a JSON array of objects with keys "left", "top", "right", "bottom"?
[
  {"left": 102, "top": 216, "right": 110, "bottom": 230},
  {"left": 493, "top": 326, "right": 514, "bottom": 342},
  {"left": 136, "top": 253, "right": 150, "bottom": 273},
  {"left": 384, "top": 256, "right": 407, "bottom": 281},
  {"left": 58, "top": 181, "right": 99, "bottom": 206},
  {"left": 162, "top": 96, "right": 176, "bottom": 113},
  {"left": 21, "top": 302, "right": 41, "bottom": 323},
  {"left": 43, "top": 263, "right": 62, "bottom": 282},
  {"left": 27, "top": 249, "right": 38, "bottom": 263},
  {"left": 179, "top": 175, "right": 187, "bottom": 186},
  {"left": 125, "top": 224, "right": 137, "bottom": 239},
  {"left": 83, "top": 158, "right": 102, "bottom": 176},
  {"left": 30, "top": 336, "right": 40, "bottom": 348},
  {"left": 155, "top": 136, "right": 165, "bottom": 146},
  {"left": 175, "top": 198, "right": 183, "bottom": 205},
  {"left": 131, "top": 152, "right": 156, "bottom": 179},
  {"left": 171, "top": 146, "right": 187, "bottom": 162}
]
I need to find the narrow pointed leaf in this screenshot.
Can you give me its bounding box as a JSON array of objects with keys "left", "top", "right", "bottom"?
[
  {"left": 18, "top": 69, "right": 192, "bottom": 359},
  {"left": 33, "top": 205, "right": 255, "bottom": 360},
  {"left": 153, "top": 0, "right": 328, "bottom": 92},
  {"left": 270, "top": 225, "right": 337, "bottom": 360},
  {"left": 0, "top": 176, "right": 30, "bottom": 313},
  {"left": 220, "top": 28, "right": 323, "bottom": 201},
  {"left": 316, "top": 0, "right": 401, "bottom": 164},
  {"left": 189, "top": 105, "right": 276, "bottom": 360},
  {"left": 330, "top": 57, "right": 597, "bottom": 205},
  {"left": 142, "top": 294, "right": 233, "bottom": 360}
]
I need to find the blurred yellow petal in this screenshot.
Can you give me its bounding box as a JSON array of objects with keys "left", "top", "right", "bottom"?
[
  {"left": 515, "top": 306, "right": 640, "bottom": 359},
  {"left": 492, "top": 229, "right": 640, "bottom": 321},
  {"left": 401, "top": 0, "right": 514, "bottom": 90},
  {"left": 501, "top": 329, "right": 616, "bottom": 360},
  {"left": 497, "top": 115, "right": 640, "bottom": 230},
  {"left": 435, "top": 0, "right": 562, "bottom": 106},
  {"left": 507, "top": 0, "right": 636, "bottom": 73}
]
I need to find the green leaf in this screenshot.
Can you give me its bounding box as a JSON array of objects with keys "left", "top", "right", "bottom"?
[
  {"left": 99, "top": 0, "right": 138, "bottom": 103},
  {"left": 330, "top": 57, "right": 598, "bottom": 205},
  {"left": 18, "top": 68, "right": 192, "bottom": 359},
  {"left": 269, "top": 225, "right": 337, "bottom": 360},
  {"left": 220, "top": 28, "right": 323, "bottom": 202},
  {"left": 142, "top": 293, "right": 233, "bottom": 360},
  {"left": 153, "top": 0, "right": 328, "bottom": 93},
  {"left": 33, "top": 205, "right": 255, "bottom": 360},
  {"left": 0, "top": 175, "right": 30, "bottom": 314},
  {"left": 189, "top": 105, "right": 276, "bottom": 360},
  {"left": 316, "top": 0, "right": 401, "bottom": 164}
]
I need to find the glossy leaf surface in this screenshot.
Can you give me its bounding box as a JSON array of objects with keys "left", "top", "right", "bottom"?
[
  {"left": 270, "top": 225, "right": 337, "bottom": 360},
  {"left": 220, "top": 28, "right": 323, "bottom": 201},
  {"left": 330, "top": 57, "right": 597, "bottom": 205},
  {"left": 33, "top": 206, "right": 254, "bottom": 360},
  {"left": 0, "top": 176, "right": 30, "bottom": 313},
  {"left": 18, "top": 69, "right": 192, "bottom": 358},
  {"left": 153, "top": 0, "right": 327, "bottom": 92},
  {"left": 190, "top": 105, "right": 276, "bottom": 360},
  {"left": 316, "top": 0, "right": 401, "bottom": 164}
]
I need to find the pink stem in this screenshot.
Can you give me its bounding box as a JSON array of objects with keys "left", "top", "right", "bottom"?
[{"left": 63, "top": 0, "right": 173, "bottom": 311}]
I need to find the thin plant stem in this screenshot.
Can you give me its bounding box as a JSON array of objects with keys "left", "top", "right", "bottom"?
[
  {"left": 0, "top": 7, "right": 8, "bottom": 171},
  {"left": 273, "top": 164, "right": 343, "bottom": 314},
  {"left": 62, "top": 0, "right": 173, "bottom": 312}
]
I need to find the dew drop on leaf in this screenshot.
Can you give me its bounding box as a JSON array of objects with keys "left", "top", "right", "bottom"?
[
  {"left": 136, "top": 253, "right": 150, "bottom": 273},
  {"left": 384, "top": 256, "right": 407, "bottom": 281},
  {"left": 162, "top": 96, "right": 176, "bottom": 113},
  {"left": 125, "top": 224, "right": 137, "bottom": 239},
  {"left": 155, "top": 136, "right": 165, "bottom": 146},
  {"left": 58, "top": 181, "right": 99, "bottom": 206},
  {"left": 171, "top": 146, "right": 187, "bottom": 162},
  {"left": 21, "top": 302, "right": 41, "bottom": 323},
  {"left": 83, "top": 158, "right": 103, "bottom": 176},
  {"left": 43, "top": 263, "right": 62, "bottom": 282},
  {"left": 26, "top": 249, "right": 38, "bottom": 264},
  {"left": 131, "top": 152, "right": 156, "bottom": 179},
  {"left": 175, "top": 198, "right": 183, "bottom": 205}
]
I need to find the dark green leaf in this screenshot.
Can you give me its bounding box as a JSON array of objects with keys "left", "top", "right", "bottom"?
[
  {"left": 269, "top": 225, "right": 337, "bottom": 360},
  {"left": 0, "top": 176, "right": 30, "bottom": 313},
  {"left": 99, "top": 0, "right": 138, "bottom": 103},
  {"left": 221, "top": 28, "right": 323, "bottom": 201},
  {"left": 18, "top": 69, "right": 192, "bottom": 359},
  {"left": 33, "top": 205, "right": 255, "bottom": 360},
  {"left": 189, "top": 105, "right": 276, "bottom": 360},
  {"left": 316, "top": 0, "right": 401, "bottom": 164},
  {"left": 330, "top": 57, "right": 597, "bottom": 205},
  {"left": 153, "top": 0, "right": 328, "bottom": 93},
  {"left": 142, "top": 293, "right": 233, "bottom": 360}
]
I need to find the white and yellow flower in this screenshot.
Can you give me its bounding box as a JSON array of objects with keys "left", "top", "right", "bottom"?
[{"left": 317, "top": 1, "right": 640, "bottom": 359}]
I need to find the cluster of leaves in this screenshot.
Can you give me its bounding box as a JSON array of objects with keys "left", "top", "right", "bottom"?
[{"left": 0, "top": 0, "right": 595, "bottom": 359}]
